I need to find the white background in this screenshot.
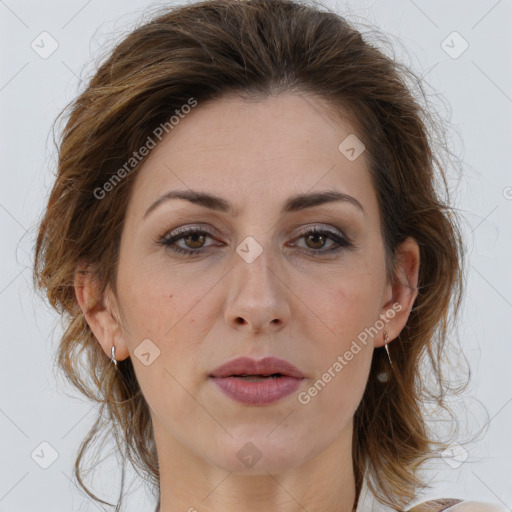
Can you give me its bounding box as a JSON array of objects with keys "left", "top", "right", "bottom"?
[{"left": 0, "top": 0, "right": 511, "bottom": 510}]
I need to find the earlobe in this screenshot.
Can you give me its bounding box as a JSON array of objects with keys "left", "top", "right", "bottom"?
[
  {"left": 73, "top": 264, "right": 130, "bottom": 362},
  {"left": 376, "top": 237, "right": 420, "bottom": 347}
]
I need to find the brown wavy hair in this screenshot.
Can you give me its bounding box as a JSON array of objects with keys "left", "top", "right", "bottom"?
[{"left": 32, "top": 0, "right": 466, "bottom": 510}]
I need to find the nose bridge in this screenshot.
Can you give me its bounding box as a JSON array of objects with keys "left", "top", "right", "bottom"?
[
  {"left": 233, "top": 234, "right": 278, "bottom": 298},
  {"left": 224, "top": 233, "right": 290, "bottom": 331}
]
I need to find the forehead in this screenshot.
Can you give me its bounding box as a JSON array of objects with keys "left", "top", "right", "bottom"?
[{"left": 126, "top": 93, "right": 377, "bottom": 219}]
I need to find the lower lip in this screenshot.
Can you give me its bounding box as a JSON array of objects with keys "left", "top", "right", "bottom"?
[{"left": 210, "top": 376, "right": 303, "bottom": 405}]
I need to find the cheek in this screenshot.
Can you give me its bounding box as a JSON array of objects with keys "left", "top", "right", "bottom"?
[
  {"left": 300, "top": 269, "right": 382, "bottom": 399},
  {"left": 117, "top": 260, "right": 214, "bottom": 382},
  {"left": 116, "top": 255, "right": 198, "bottom": 337},
  {"left": 310, "top": 267, "right": 384, "bottom": 341},
  {"left": 117, "top": 274, "right": 205, "bottom": 419}
]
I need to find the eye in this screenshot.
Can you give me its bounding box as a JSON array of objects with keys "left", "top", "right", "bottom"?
[
  {"left": 157, "top": 224, "right": 354, "bottom": 258},
  {"left": 158, "top": 225, "right": 221, "bottom": 257},
  {"left": 289, "top": 226, "right": 354, "bottom": 255}
]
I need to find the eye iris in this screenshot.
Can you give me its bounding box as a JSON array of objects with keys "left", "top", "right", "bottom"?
[
  {"left": 306, "top": 233, "right": 325, "bottom": 249},
  {"left": 185, "top": 233, "right": 206, "bottom": 248}
]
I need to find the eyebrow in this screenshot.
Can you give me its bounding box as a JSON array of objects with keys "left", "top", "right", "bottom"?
[{"left": 143, "top": 189, "right": 364, "bottom": 220}]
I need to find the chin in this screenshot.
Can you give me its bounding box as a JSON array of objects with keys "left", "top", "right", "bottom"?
[{"left": 205, "top": 434, "right": 312, "bottom": 474}]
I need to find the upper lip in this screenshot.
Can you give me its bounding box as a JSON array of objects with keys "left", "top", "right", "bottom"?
[{"left": 210, "top": 356, "right": 305, "bottom": 379}]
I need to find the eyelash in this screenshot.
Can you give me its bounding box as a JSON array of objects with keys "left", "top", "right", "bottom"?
[{"left": 157, "top": 225, "right": 354, "bottom": 258}]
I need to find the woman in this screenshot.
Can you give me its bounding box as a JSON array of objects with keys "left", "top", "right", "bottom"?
[{"left": 32, "top": 0, "right": 506, "bottom": 510}]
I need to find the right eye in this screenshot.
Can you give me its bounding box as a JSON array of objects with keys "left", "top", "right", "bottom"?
[{"left": 158, "top": 226, "right": 222, "bottom": 257}]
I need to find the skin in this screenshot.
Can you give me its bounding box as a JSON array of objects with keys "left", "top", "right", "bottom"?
[{"left": 75, "top": 93, "right": 419, "bottom": 512}]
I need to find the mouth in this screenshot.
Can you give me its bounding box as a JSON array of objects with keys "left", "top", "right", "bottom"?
[
  {"left": 210, "top": 356, "right": 305, "bottom": 380},
  {"left": 229, "top": 373, "right": 284, "bottom": 381},
  {"left": 209, "top": 357, "right": 305, "bottom": 405}
]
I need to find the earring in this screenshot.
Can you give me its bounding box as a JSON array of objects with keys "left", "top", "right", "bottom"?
[
  {"left": 383, "top": 331, "right": 393, "bottom": 369},
  {"left": 111, "top": 345, "right": 118, "bottom": 367},
  {"left": 377, "top": 331, "right": 393, "bottom": 382}
]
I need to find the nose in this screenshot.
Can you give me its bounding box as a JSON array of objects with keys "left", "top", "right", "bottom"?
[{"left": 224, "top": 246, "right": 291, "bottom": 335}]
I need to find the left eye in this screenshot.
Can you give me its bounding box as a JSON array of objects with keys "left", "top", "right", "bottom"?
[
  {"left": 158, "top": 226, "right": 353, "bottom": 257},
  {"left": 289, "top": 227, "right": 353, "bottom": 254}
]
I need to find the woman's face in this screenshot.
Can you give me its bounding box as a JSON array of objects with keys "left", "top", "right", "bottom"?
[{"left": 95, "top": 93, "right": 416, "bottom": 475}]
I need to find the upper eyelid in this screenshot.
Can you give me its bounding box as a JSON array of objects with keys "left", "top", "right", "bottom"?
[
  {"left": 159, "top": 223, "right": 348, "bottom": 240},
  {"left": 162, "top": 221, "right": 348, "bottom": 236}
]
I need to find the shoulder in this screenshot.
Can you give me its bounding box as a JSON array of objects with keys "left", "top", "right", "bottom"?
[
  {"left": 446, "top": 502, "right": 508, "bottom": 511},
  {"left": 410, "top": 500, "right": 508, "bottom": 512}
]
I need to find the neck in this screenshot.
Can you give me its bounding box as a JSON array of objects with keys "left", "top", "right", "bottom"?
[{"left": 154, "top": 417, "right": 357, "bottom": 512}]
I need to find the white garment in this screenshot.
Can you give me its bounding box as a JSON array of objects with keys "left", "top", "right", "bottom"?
[{"left": 355, "top": 476, "right": 397, "bottom": 512}]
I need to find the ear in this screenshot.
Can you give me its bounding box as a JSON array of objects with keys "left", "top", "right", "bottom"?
[
  {"left": 375, "top": 237, "right": 420, "bottom": 348},
  {"left": 74, "top": 263, "right": 130, "bottom": 362}
]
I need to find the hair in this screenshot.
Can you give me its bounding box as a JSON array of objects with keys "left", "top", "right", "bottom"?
[{"left": 32, "top": 0, "right": 467, "bottom": 510}]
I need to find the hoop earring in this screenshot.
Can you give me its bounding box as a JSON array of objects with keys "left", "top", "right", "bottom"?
[
  {"left": 111, "top": 345, "right": 118, "bottom": 367},
  {"left": 383, "top": 331, "right": 393, "bottom": 369}
]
